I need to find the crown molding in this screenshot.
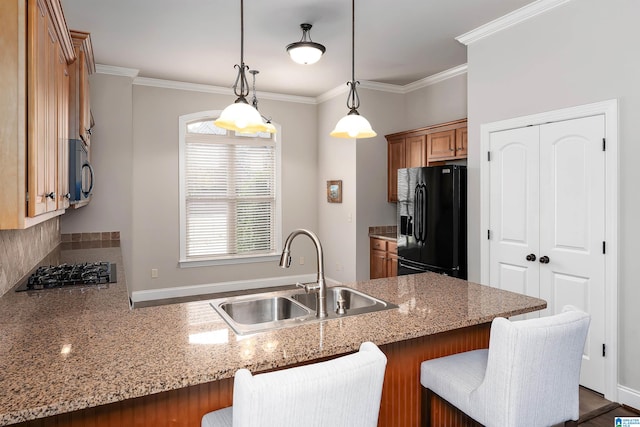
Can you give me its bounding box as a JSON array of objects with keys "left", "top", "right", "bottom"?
[
  {"left": 132, "top": 76, "right": 316, "bottom": 105},
  {"left": 456, "top": 0, "right": 572, "bottom": 46},
  {"left": 95, "top": 64, "right": 139, "bottom": 78},
  {"left": 403, "top": 64, "right": 468, "bottom": 92},
  {"left": 317, "top": 64, "right": 468, "bottom": 103},
  {"left": 97, "top": 64, "right": 467, "bottom": 104}
]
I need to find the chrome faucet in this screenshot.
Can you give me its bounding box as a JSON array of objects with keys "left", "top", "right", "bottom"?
[{"left": 279, "top": 229, "right": 327, "bottom": 318}]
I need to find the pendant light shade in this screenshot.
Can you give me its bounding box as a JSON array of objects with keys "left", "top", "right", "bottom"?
[
  {"left": 286, "top": 23, "right": 326, "bottom": 65},
  {"left": 330, "top": 0, "right": 376, "bottom": 139},
  {"left": 330, "top": 111, "right": 376, "bottom": 139},
  {"left": 264, "top": 121, "right": 277, "bottom": 134},
  {"left": 216, "top": 100, "right": 268, "bottom": 134},
  {"left": 214, "top": 0, "right": 268, "bottom": 134}
]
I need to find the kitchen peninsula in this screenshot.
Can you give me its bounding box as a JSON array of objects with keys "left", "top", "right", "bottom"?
[{"left": 0, "top": 244, "right": 545, "bottom": 427}]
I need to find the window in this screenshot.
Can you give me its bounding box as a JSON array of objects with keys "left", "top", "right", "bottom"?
[{"left": 179, "top": 111, "right": 281, "bottom": 266}]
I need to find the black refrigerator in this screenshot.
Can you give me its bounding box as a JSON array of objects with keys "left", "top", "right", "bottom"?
[{"left": 397, "top": 165, "right": 467, "bottom": 279}]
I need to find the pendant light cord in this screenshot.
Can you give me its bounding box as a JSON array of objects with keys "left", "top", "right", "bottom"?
[
  {"left": 232, "top": 0, "right": 249, "bottom": 100},
  {"left": 346, "top": 0, "right": 360, "bottom": 113}
]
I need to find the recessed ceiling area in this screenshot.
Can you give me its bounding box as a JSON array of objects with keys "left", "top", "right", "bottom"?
[{"left": 61, "top": 0, "right": 535, "bottom": 97}]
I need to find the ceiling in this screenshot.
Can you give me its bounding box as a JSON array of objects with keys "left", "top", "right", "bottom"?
[{"left": 60, "top": 0, "right": 535, "bottom": 98}]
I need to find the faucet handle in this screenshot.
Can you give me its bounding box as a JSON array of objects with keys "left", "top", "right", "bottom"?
[{"left": 296, "top": 282, "right": 320, "bottom": 293}]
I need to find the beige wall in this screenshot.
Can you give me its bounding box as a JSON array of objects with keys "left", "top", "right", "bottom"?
[
  {"left": 317, "top": 88, "right": 405, "bottom": 283},
  {"left": 61, "top": 73, "right": 134, "bottom": 284},
  {"left": 404, "top": 73, "right": 468, "bottom": 131},
  {"left": 129, "top": 84, "right": 319, "bottom": 292},
  {"left": 466, "top": 0, "right": 640, "bottom": 394}
]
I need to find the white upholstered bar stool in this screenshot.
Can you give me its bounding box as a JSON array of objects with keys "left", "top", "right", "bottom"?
[
  {"left": 202, "top": 341, "right": 387, "bottom": 427},
  {"left": 420, "top": 306, "right": 590, "bottom": 427}
]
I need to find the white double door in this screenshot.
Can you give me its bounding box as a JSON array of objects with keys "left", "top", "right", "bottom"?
[{"left": 488, "top": 115, "right": 606, "bottom": 393}]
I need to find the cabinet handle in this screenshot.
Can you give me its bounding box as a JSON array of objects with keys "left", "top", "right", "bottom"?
[
  {"left": 539, "top": 256, "right": 550, "bottom": 264},
  {"left": 449, "top": 148, "right": 454, "bottom": 151},
  {"left": 526, "top": 253, "right": 536, "bottom": 262},
  {"left": 46, "top": 192, "right": 56, "bottom": 200},
  {"left": 64, "top": 193, "right": 70, "bottom": 199}
]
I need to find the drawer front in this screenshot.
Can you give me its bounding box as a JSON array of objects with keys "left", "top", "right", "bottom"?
[{"left": 370, "top": 238, "right": 387, "bottom": 251}]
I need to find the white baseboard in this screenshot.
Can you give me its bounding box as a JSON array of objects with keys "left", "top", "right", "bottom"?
[
  {"left": 130, "top": 274, "right": 341, "bottom": 303},
  {"left": 618, "top": 385, "right": 640, "bottom": 411}
]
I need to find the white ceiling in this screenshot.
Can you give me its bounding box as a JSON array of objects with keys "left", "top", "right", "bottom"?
[{"left": 60, "top": 0, "right": 535, "bottom": 98}]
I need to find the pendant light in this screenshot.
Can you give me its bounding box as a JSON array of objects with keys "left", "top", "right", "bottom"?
[
  {"left": 286, "top": 23, "right": 326, "bottom": 65},
  {"left": 215, "top": 0, "right": 268, "bottom": 134},
  {"left": 330, "top": 0, "right": 376, "bottom": 139},
  {"left": 249, "top": 69, "right": 277, "bottom": 134}
]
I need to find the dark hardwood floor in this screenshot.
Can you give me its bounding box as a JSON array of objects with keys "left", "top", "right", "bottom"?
[{"left": 575, "top": 387, "right": 640, "bottom": 426}]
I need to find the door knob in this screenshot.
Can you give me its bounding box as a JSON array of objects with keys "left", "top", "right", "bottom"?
[
  {"left": 526, "top": 254, "right": 536, "bottom": 262},
  {"left": 539, "top": 256, "right": 550, "bottom": 264}
]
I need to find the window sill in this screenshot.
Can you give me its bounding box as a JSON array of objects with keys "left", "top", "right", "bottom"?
[{"left": 179, "top": 253, "right": 281, "bottom": 268}]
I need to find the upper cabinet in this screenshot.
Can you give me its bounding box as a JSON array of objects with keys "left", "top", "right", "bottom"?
[
  {"left": 385, "top": 118, "right": 467, "bottom": 202},
  {"left": 69, "top": 30, "right": 95, "bottom": 145},
  {"left": 0, "top": 0, "right": 76, "bottom": 229}
]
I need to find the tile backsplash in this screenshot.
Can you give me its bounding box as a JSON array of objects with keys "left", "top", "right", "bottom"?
[
  {"left": 0, "top": 218, "right": 60, "bottom": 297},
  {"left": 368, "top": 225, "right": 397, "bottom": 235}
]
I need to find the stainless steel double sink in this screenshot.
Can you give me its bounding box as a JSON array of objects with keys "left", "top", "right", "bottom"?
[{"left": 209, "top": 286, "right": 397, "bottom": 335}]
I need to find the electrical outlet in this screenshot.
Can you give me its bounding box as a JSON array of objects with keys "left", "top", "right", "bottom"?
[
  {"left": 299, "top": 256, "right": 305, "bottom": 265},
  {"left": 336, "top": 263, "right": 343, "bottom": 272},
  {"left": 151, "top": 268, "right": 158, "bottom": 278},
  {"left": 347, "top": 213, "right": 352, "bottom": 223}
]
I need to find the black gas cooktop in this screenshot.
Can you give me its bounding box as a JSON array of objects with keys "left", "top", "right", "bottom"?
[{"left": 15, "top": 262, "right": 117, "bottom": 292}]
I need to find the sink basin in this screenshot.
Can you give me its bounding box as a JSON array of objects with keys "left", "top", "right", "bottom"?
[
  {"left": 292, "top": 286, "right": 381, "bottom": 313},
  {"left": 220, "top": 296, "right": 310, "bottom": 325},
  {"left": 209, "top": 286, "right": 397, "bottom": 335}
]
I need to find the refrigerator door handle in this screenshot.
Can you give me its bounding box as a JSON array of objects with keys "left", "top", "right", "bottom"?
[
  {"left": 421, "top": 183, "right": 427, "bottom": 243},
  {"left": 413, "top": 184, "right": 420, "bottom": 242}
]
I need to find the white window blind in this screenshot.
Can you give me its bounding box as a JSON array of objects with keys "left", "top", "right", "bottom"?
[{"left": 183, "top": 118, "right": 277, "bottom": 261}]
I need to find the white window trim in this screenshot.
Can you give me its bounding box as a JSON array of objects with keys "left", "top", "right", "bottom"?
[{"left": 178, "top": 110, "right": 282, "bottom": 267}]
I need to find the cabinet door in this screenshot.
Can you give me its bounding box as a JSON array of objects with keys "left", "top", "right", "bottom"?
[
  {"left": 56, "top": 45, "right": 69, "bottom": 209},
  {"left": 387, "top": 137, "right": 406, "bottom": 202},
  {"left": 370, "top": 249, "right": 387, "bottom": 279},
  {"left": 405, "top": 135, "right": 425, "bottom": 168},
  {"left": 78, "top": 48, "right": 91, "bottom": 144},
  {"left": 455, "top": 127, "right": 467, "bottom": 158},
  {"left": 426, "top": 130, "right": 456, "bottom": 162},
  {"left": 370, "top": 238, "right": 387, "bottom": 279},
  {"left": 387, "top": 241, "right": 398, "bottom": 277},
  {"left": 28, "top": 0, "right": 57, "bottom": 216}
]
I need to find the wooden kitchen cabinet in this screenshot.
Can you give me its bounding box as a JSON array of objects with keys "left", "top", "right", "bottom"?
[
  {"left": 370, "top": 237, "right": 398, "bottom": 279},
  {"left": 69, "top": 30, "right": 95, "bottom": 145},
  {"left": 385, "top": 118, "right": 467, "bottom": 202},
  {"left": 56, "top": 40, "right": 70, "bottom": 210},
  {"left": 386, "top": 135, "right": 426, "bottom": 202},
  {"left": 427, "top": 127, "right": 468, "bottom": 161},
  {"left": 387, "top": 137, "right": 406, "bottom": 203},
  {"left": 0, "top": 0, "right": 75, "bottom": 229}
]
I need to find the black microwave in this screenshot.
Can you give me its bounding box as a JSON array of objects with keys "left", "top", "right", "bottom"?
[{"left": 68, "top": 139, "right": 94, "bottom": 204}]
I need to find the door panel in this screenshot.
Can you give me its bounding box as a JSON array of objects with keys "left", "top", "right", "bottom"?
[
  {"left": 539, "top": 115, "right": 605, "bottom": 392},
  {"left": 497, "top": 263, "right": 530, "bottom": 295},
  {"left": 489, "top": 126, "right": 540, "bottom": 317}
]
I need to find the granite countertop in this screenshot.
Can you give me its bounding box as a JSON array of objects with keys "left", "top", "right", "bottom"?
[{"left": 0, "top": 245, "right": 546, "bottom": 425}]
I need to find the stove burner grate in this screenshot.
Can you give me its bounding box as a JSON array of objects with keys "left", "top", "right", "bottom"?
[{"left": 16, "top": 262, "right": 116, "bottom": 291}]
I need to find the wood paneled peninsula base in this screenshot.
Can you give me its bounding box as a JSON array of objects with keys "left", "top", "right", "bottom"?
[{"left": 2, "top": 252, "right": 545, "bottom": 427}]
